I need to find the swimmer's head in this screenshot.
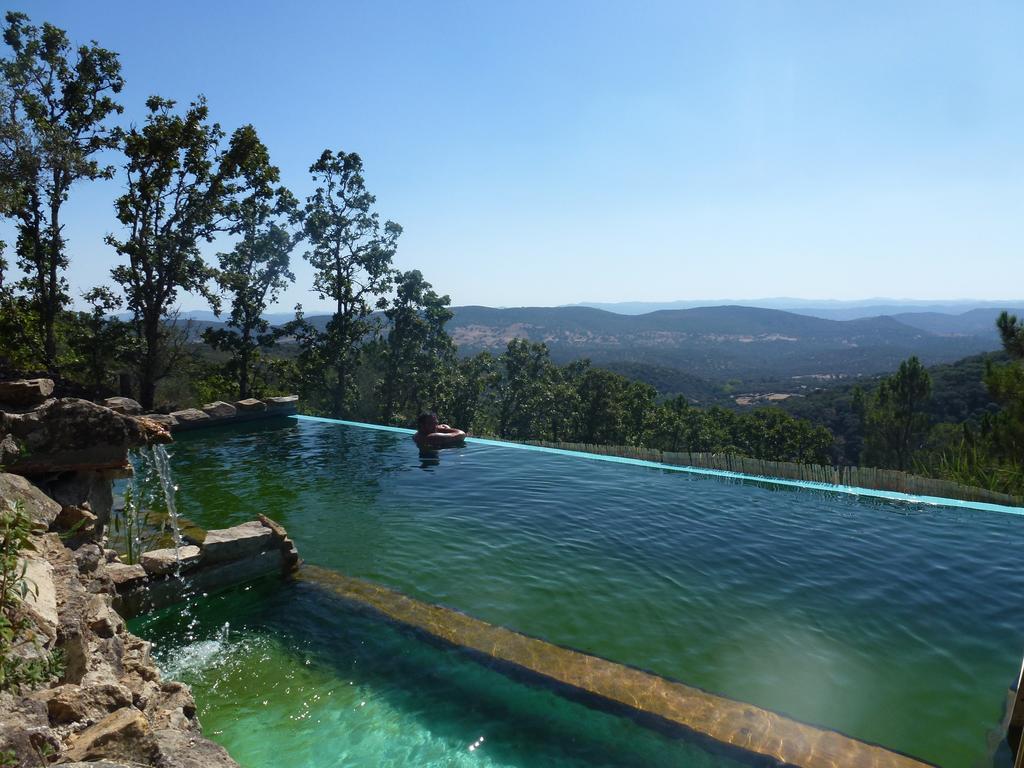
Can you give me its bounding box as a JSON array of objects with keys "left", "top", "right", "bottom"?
[{"left": 417, "top": 412, "right": 438, "bottom": 433}]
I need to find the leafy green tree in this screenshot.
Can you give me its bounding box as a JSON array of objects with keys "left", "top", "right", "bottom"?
[
  {"left": 108, "top": 96, "right": 249, "bottom": 409},
  {"left": 63, "top": 287, "right": 132, "bottom": 397},
  {"left": 652, "top": 395, "right": 692, "bottom": 451},
  {"left": 203, "top": 125, "right": 299, "bottom": 399},
  {"left": 0, "top": 12, "right": 123, "bottom": 369},
  {"left": 442, "top": 352, "right": 498, "bottom": 434},
  {"left": 378, "top": 269, "right": 454, "bottom": 423},
  {"left": 298, "top": 150, "right": 399, "bottom": 417},
  {"left": 576, "top": 368, "right": 628, "bottom": 444},
  {"left": 862, "top": 356, "right": 931, "bottom": 470},
  {"left": 495, "top": 339, "right": 558, "bottom": 439},
  {"left": 982, "top": 312, "right": 1024, "bottom": 464}
]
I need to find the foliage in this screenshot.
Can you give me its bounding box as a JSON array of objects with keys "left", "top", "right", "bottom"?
[
  {"left": 0, "top": 12, "right": 123, "bottom": 369},
  {"left": 297, "top": 149, "right": 400, "bottom": 416},
  {"left": 861, "top": 356, "right": 931, "bottom": 471},
  {"left": 203, "top": 125, "right": 299, "bottom": 399},
  {"left": 61, "top": 287, "right": 133, "bottom": 397},
  {"left": 108, "top": 96, "right": 258, "bottom": 409},
  {"left": 0, "top": 499, "right": 60, "bottom": 690}
]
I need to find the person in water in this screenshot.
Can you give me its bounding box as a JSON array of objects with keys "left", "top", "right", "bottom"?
[{"left": 413, "top": 412, "right": 466, "bottom": 449}]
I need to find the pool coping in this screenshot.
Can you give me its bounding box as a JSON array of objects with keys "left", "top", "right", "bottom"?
[{"left": 292, "top": 415, "right": 1024, "bottom": 516}]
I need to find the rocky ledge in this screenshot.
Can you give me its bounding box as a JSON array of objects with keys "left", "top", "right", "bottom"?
[
  {"left": 0, "top": 502, "right": 241, "bottom": 767},
  {"left": 0, "top": 379, "right": 299, "bottom": 768}
]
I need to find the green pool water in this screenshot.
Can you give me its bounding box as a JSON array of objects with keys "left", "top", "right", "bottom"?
[{"left": 132, "top": 418, "right": 1024, "bottom": 767}]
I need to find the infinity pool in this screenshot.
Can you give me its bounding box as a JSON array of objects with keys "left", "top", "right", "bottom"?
[{"left": 133, "top": 417, "right": 1024, "bottom": 767}]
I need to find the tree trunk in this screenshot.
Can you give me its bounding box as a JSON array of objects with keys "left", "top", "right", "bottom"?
[
  {"left": 139, "top": 315, "right": 161, "bottom": 411},
  {"left": 239, "top": 337, "right": 251, "bottom": 400},
  {"left": 333, "top": 359, "right": 347, "bottom": 418},
  {"left": 44, "top": 177, "right": 61, "bottom": 371}
]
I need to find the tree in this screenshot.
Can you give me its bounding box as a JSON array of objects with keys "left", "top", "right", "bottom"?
[
  {"left": 108, "top": 96, "right": 246, "bottom": 409},
  {"left": 442, "top": 352, "right": 498, "bottom": 434},
  {"left": 378, "top": 269, "right": 454, "bottom": 423},
  {"left": 982, "top": 312, "right": 1024, "bottom": 464},
  {"left": 652, "top": 395, "right": 692, "bottom": 452},
  {"left": 298, "top": 150, "right": 400, "bottom": 417},
  {"left": 63, "top": 287, "right": 132, "bottom": 397},
  {"left": 495, "top": 339, "right": 557, "bottom": 439},
  {"left": 576, "top": 368, "right": 628, "bottom": 444},
  {"left": 862, "top": 356, "right": 931, "bottom": 470},
  {"left": 203, "top": 125, "right": 299, "bottom": 399},
  {"left": 0, "top": 12, "right": 123, "bottom": 369}
]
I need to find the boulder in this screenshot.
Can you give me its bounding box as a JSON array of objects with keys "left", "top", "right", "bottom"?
[
  {"left": 201, "top": 401, "right": 237, "bottom": 420},
  {"left": 1, "top": 398, "right": 171, "bottom": 475},
  {"left": 141, "top": 413, "right": 178, "bottom": 429},
  {"left": 0, "top": 692, "right": 56, "bottom": 767},
  {"left": 63, "top": 707, "right": 158, "bottom": 764},
  {"left": 106, "top": 563, "right": 147, "bottom": 590},
  {"left": 55, "top": 504, "right": 99, "bottom": 536},
  {"left": 0, "top": 472, "right": 61, "bottom": 528},
  {"left": 32, "top": 682, "right": 133, "bottom": 725},
  {"left": 168, "top": 408, "right": 210, "bottom": 428},
  {"left": 87, "top": 594, "right": 126, "bottom": 638},
  {"left": 0, "top": 432, "right": 20, "bottom": 465},
  {"left": 102, "top": 397, "right": 143, "bottom": 416},
  {"left": 0, "top": 377, "right": 54, "bottom": 407},
  {"left": 201, "top": 521, "right": 272, "bottom": 563},
  {"left": 140, "top": 545, "right": 201, "bottom": 577},
  {"left": 263, "top": 394, "right": 298, "bottom": 409},
  {"left": 153, "top": 727, "right": 239, "bottom": 768},
  {"left": 74, "top": 542, "right": 103, "bottom": 574},
  {"left": 234, "top": 398, "right": 266, "bottom": 412},
  {"left": 41, "top": 469, "right": 119, "bottom": 532}
]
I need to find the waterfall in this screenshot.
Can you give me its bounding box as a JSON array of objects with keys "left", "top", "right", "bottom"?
[
  {"left": 150, "top": 444, "right": 186, "bottom": 561},
  {"left": 118, "top": 445, "right": 186, "bottom": 574}
]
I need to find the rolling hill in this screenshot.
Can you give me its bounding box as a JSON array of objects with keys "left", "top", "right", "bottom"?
[{"left": 439, "top": 305, "right": 998, "bottom": 381}]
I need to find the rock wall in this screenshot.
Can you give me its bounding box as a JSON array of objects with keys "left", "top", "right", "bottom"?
[
  {"left": 0, "top": 501, "right": 240, "bottom": 768},
  {"left": 101, "top": 394, "right": 299, "bottom": 433},
  {"left": 0, "top": 380, "right": 299, "bottom": 768}
]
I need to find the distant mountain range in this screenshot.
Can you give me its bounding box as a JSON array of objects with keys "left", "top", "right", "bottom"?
[
  {"left": 166, "top": 301, "right": 1019, "bottom": 394},
  {"left": 436, "top": 304, "right": 1005, "bottom": 381},
  {"left": 569, "top": 298, "right": 1024, "bottom": 321}
]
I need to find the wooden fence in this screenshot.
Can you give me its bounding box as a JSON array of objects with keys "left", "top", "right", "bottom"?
[{"left": 520, "top": 440, "right": 1024, "bottom": 508}]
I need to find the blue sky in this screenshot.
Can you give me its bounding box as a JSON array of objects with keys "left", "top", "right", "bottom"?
[{"left": 5, "top": 0, "right": 1023, "bottom": 311}]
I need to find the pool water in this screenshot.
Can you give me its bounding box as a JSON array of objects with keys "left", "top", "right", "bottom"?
[
  {"left": 135, "top": 576, "right": 748, "bottom": 768},
  {"left": 134, "top": 418, "right": 1024, "bottom": 767}
]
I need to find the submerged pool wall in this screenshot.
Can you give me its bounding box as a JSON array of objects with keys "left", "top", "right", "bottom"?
[{"left": 305, "top": 566, "right": 936, "bottom": 768}]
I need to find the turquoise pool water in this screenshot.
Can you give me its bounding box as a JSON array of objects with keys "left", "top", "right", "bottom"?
[{"left": 134, "top": 418, "right": 1024, "bottom": 767}]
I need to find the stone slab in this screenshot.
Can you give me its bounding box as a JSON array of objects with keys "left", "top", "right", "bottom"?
[
  {"left": 141, "top": 413, "right": 178, "bottom": 429},
  {"left": 21, "top": 555, "right": 58, "bottom": 633},
  {"left": 118, "top": 549, "right": 285, "bottom": 617},
  {"left": 63, "top": 707, "right": 156, "bottom": 764},
  {"left": 0, "top": 378, "right": 53, "bottom": 407},
  {"left": 201, "top": 521, "right": 273, "bottom": 563},
  {"left": 105, "top": 562, "right": 147, "bottom": 589},
  {"left": 102, "top": 397, "right": 142, "bottom": 415},
  {"left": 140, "top": 545, "right": 202, "bottom": 577},
  {"left": 263, "top": 394, "right": 298, "bottom": 407},
  {"left": 168, "top": 408, "right": 210, "bottom": 427},
  {"left": 234, "top": 398, "right": 266, "bottom": 412},
  {"left": 202, "top": 401, "right": 237, "bottom": 420}
]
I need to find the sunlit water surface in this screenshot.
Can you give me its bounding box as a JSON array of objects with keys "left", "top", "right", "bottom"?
[{"left": 131, "top": 419, "right": 1024, "bottom": 767}]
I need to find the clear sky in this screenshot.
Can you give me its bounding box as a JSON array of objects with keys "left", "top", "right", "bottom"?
[{"left": 4, "top": 0, "right": 1023, "bottom": 311}]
